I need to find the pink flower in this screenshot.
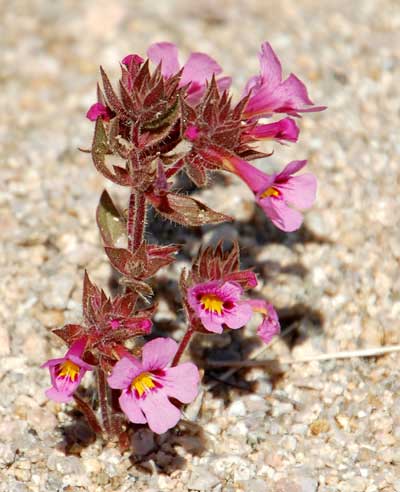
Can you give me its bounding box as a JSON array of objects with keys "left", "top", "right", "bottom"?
[
  {"left": 187, "top": 280, "right": 253, "bottom": 334},
  {"left": 226, "top": 157, "right": 316, "bottom": 232},
  {"left": 248, "top": 300, "right": 280, "bottom": 344},
  {"left": 86, "top": 102, "right": 113, "bottom": 122},
  {"left": 107, "top": 338, "right": 200, "bottom": 434},
  {"left": 244, "top": 42, "right": 326, "bottom": 119},
  {"left": 147, "top": 42, "right": 231, "bottom": 105},
  {"left": 243, "top": 117, "right": 299, "bottom": 143},
  {"left": 42, "top": 338, "right": 94, "bottom": 403}
]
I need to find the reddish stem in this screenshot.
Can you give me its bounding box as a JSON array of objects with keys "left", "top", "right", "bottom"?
[
  {"left": 127, "top": 189, "right": 147, "bottom": 252},
  {"left": 171, "top": 326, "right": 195, "bottom": 366},
  {"left": 96, "top": 368, "right": 112, "bottom": 435}
]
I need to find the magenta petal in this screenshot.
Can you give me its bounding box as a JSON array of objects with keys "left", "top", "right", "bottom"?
[
  {"left": 228, "top": 157, "right": 273, "bottom": 194},
  {"left": 276, "top": 159, "right": 307, "bottom": 180},
  {"left": 199, "top": 312, "right": 224, "bottom": 333},
  {"left": 258, "top": 196, "right": 304, "bottom": 232},
  {"left": 141, "top": 337, "right": 178, "bottom": 371},
  {"left": 147, "top": 42, "right": 180, "bottom": 77},
  {"left": 68, "top": 355, "right": 94, "bottom": 371},
  {"left": 216, "top": 76, "right": 232, "bottom": 93},
  {"left": 219, "top": 281, "right": 243, "bottom": 300},
  {"left": 279, "top": 73, "right": 314, "bottom": 106},
  {"left": 66, "top": 338, "right": 87, "bottom": 358},
  {"left": 257, "top": 306, "right": 280, "bottom": 344},
  {"left": 119, "top": 390, "right": 147, "bottom": 424},
  {"left": 41, "top": 357, "right": 66, "bottom": 369},
  {"left": 247, "top": 118, "right": 299, "bottom": 143},
  {"left": 107, "top": 356, "right": 143, "bottom": 389},
  {"left": 138, "top": 390, "right": 181, "bottom": 434},
  {"left": 181, "top": 52, "right": 222, "bottom": 87},
  {"left": 46, "top": 387, "right": 73, "bottom": 403},
  {"left": 277, "top": 173, "right": 317, "bottom": 210},
  {"left": 163, "top": 363, "right": 200, "bottom": 403},
  {"left": 222, "top": 302, "right": 253, "bottom": 329},
  {"left": 259, "top": 42, "right": 282, "bottom": 88},
  {"left": 86, "top": 102, "right": 109, "bottom": 121}
]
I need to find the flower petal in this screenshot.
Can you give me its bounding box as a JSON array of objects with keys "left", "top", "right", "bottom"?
[
  {"left": 199, "top": 312, "right": 224, "bottom": 333},
  {"left": 276, "top": 173, "right": 317, "bottom": 210},
  {"left": 181, "top": 52, "right": 222, "bottom": 87},
  {"left": 258, "top": 42, "right": 283, "bottom": 88},
  {"left": 141, "top": 337, "right": 178, "bottom": 371},
  {"left": 45, "top": 387, "right": 73, "bottom": 403},
  {"left": 138, "top": 390, "right": 181, "bottom": 434},
  {"left": 119, "top": 390, "right": 147, "bottom": 424},
  {"left": 147, "top": 42, "right": 180, "bottom": 77},
  {"left": 275, "top": 160, "right": 308, "bottom": 181},
  {"left": 66, "top": 338, "right": 87, "bottom": 358},
  {"left": 222, "top": 302, "right": 253, "bottom": 329},
  {"left": 258, "top": 196, "right": 304, "bottom": 232},
  {"left": 162, "top": 363, "right": 200, "bottom": 403},
  {"left": 257, "top": 307, "right": 280, "bottom": 344},
  {"left": 107, "top": 356, "right": 143, "bottom": 389}
]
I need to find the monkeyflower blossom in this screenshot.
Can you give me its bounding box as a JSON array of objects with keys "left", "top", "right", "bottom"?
[
  {"left": 42, "top": 338, "right": 94, "bottom": 403},
  {"left": 244, "top": 42, "right": 326, "bottom": 119},
  {"left": 147, "top": 42, "right": 231, "bottom": 105},
  {"left": 107, "top": 338, "right": 199, "bottom": 434},
  {"left": 226, "top": 157, "right": 316, "bottom": 232},
  {"left": 188, "top": 280, "right": 253, "bottom": 334},
  {"left": 248, "top": 300, "right": 281, "bottom": 344}
]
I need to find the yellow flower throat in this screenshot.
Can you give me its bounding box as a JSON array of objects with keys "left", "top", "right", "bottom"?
[
  {"left": 260, "top": 187, "right": 280, "bottom": 199},
  {"left": 200, "top": 294, "right": 224, "bottom": 315},
  {"left": 58, "top": 360, "right": 80, "bottom": 381},
  {"left": 131, "top": 372, "right": 156, "bottom": 397}
]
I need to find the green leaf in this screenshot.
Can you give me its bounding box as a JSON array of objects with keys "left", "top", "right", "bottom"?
[{"left": 96, "top": 190, "right": 127, "bottom": 247}]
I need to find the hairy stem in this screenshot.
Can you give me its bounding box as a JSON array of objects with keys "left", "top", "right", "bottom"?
[
  {"left": 96, "top": 368, "right": 112, "bottom": 435},
  {"left": 127, "top": 189, "right": 147, "bottom": 252},
  {"left": 73, "top": 394, "right": 103, "bottom": 434},
  {"left": 172, "top": 326, "right": 195, "bottom": 366}
]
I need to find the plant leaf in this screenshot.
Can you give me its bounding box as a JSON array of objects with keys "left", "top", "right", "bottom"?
[
  {"left": 147, "top": 192, "right": 232, "bottom": 227},
  {"left": 97, "top": 190, "right": 127, "bottom": 247}
]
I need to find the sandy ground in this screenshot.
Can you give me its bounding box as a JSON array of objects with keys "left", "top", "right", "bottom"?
[{"left": 1, "top": 0, "right": 400, "bottom": 491}]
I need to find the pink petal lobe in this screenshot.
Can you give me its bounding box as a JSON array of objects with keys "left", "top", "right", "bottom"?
[
  {"left": 277, "top": 173, "right": 317, "bottom": 210},
  {"left": 46, "top": 387, "right": 73, "bottom": 403},
  {"left": 259, "top": 42, "right": 283, "bottom": 88},
  {"left": 216, "top": 76, "right": 232, "bottom": 93},
  {"left": 258, "top": 196, "right": 304, "bottom": 232},
  {"left": 199, "top": 312, "right": 224, "bottom": 333},
  {"left": 66, "top": 338, "right": 87, "bottom": 358},
  {"left": 119, "top": 390, "right": 147, "bottom": 424},
  {"left": 181, "top": 52, "right": 222, "bottom": 87},
  {"left": 280, "top": 73, "right": 314, "bottom": 106},
  {"left": 257, "top": 307, "right": 280, "bottom": 344},
  {"left": 276, "top": 159, "right": 307, "bottom": 180},
  {"left": 142, "top": 337, "right": 178, "bottom": 371},
  {"left": 138, "top": 390, "right": 181, "bottom": 434},
  {"left": 107, "top": 356, "right": 143, "bottom": 389},
  {"left": 163, "top": 363, "right": 200, "bottom": 403},
  {"left": 222, "top": 302, "right": 253, "bottom": 329},
  {"left": 147, "top": 42, "right": 180, "bottom": 77}
]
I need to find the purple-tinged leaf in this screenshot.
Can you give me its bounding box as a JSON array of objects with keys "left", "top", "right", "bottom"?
[{"left": 147, "top": 191, "right": 232, "bottom": 226}]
